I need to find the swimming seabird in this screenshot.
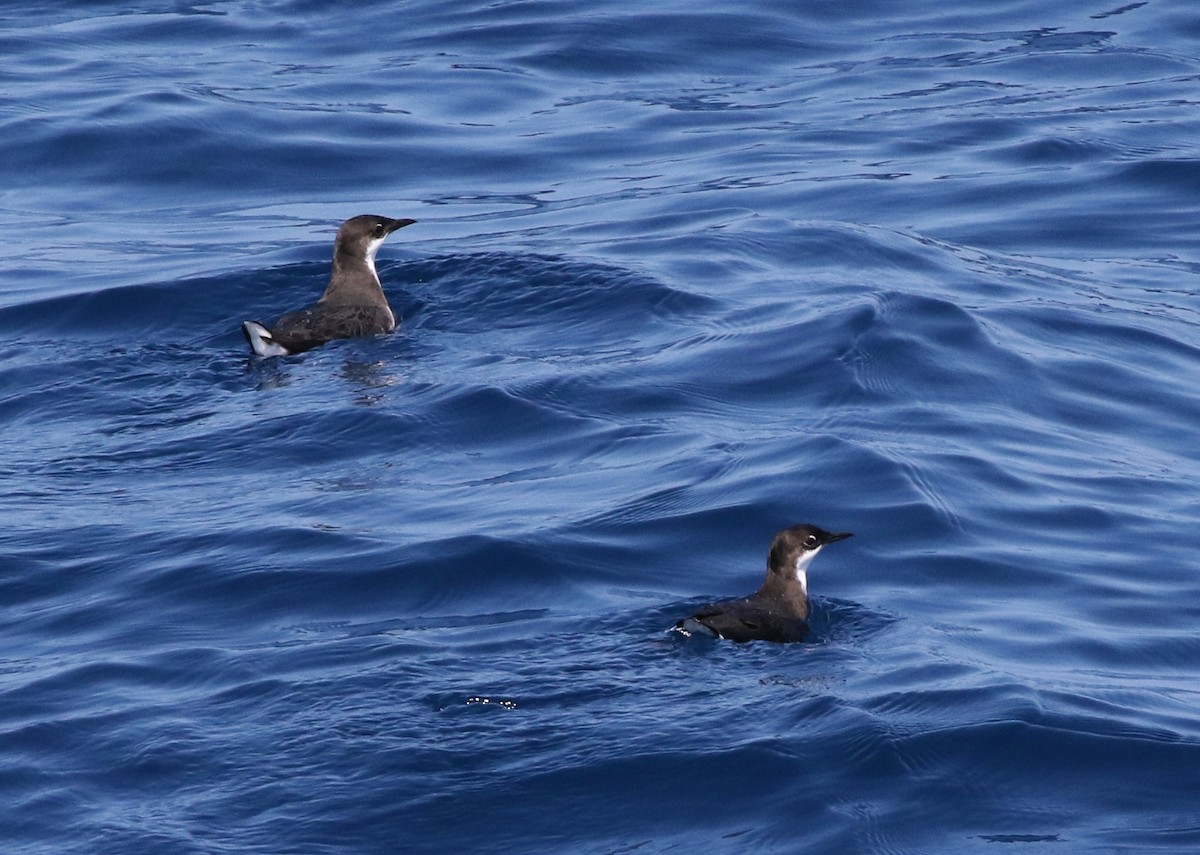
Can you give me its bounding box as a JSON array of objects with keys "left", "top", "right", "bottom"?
[
  {"left": 674, "top": 523, "right": 853, "bottom": 643},
  {"left": 242, "top": 214, "right": 416, "bottom": 356}
]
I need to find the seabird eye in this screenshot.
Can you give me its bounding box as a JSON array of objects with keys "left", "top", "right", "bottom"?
[
  {"left": 803, "top": 534, "right": 819, "bottom": 549},
  {"left": 372, "top": 223, "right": 385, "bottom": 237}
]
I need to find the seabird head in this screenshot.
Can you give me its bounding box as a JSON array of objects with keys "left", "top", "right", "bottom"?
[
  {"left": 766, "top": 523, "right": 852, "bottom": 594},
  {"left": 333, "top": 214, "right": 416, "bottom": 271}
]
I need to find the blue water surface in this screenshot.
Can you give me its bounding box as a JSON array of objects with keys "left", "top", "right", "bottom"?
[{"left": 3, "top": 1, "right": 1200, "bottom": 852}]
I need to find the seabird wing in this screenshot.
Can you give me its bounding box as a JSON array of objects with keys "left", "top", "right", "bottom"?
[
  {"left": 268, "top": 304, "right": 395, "bottom": 354},
  {"left": 682, "top": 601, "right": 807, "bottom": 644}
]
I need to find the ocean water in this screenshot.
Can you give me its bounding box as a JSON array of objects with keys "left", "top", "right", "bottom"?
[{"left": 3, "top": 0, "right": 1200, "bottom": 852}]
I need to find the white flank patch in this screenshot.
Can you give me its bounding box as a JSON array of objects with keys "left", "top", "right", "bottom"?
[{"left": 243, "top": 321, "right": 290, "bottom": 357}]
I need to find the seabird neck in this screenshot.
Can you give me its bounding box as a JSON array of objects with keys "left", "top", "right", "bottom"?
[
  {"left": 321, "top": 250, "right": 387, "bottom": 307},
  {"left": 755, "top": 568, "right": 809, "bottom": 620}
]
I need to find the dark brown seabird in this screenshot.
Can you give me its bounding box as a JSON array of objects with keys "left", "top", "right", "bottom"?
[
  {"left": 242, "top": 214, "right": 416, "bottom": 356},
  {"left": 674, "top": 523, "right": 853, "bottom": 643}
]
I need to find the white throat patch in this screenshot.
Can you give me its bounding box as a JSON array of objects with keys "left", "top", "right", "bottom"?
[
  {"left": 793, "top": 545, "right": 822, "bottom": 597},
  {"left": 364, "top": 236, "right": 388, "bottom": 281}
]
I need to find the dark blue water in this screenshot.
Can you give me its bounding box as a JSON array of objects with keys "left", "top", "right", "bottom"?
[{"left": 4, "top": 1, "right": 1200, "bottom": 852}]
